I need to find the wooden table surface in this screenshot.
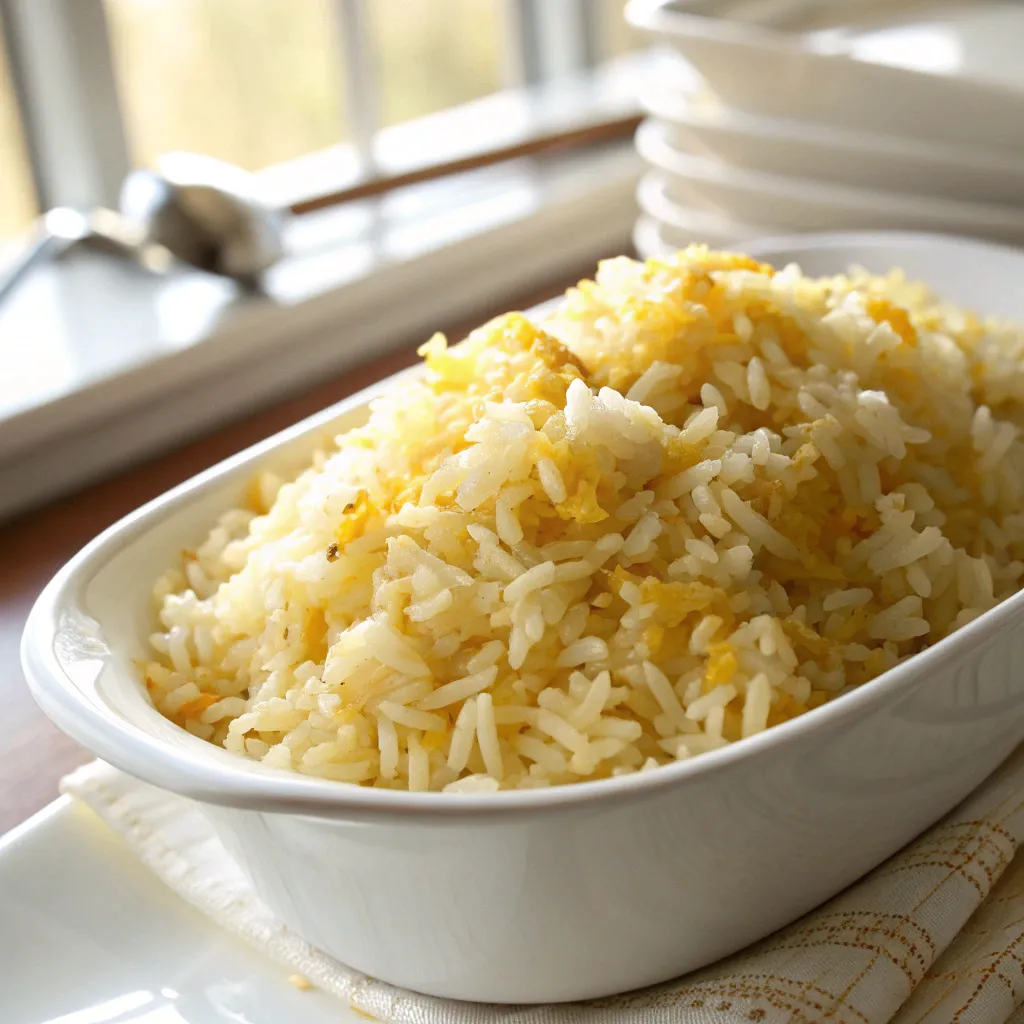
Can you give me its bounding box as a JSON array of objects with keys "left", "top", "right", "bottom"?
[{"left": 0, "top": 269, "right": 591, "bottom": 836}]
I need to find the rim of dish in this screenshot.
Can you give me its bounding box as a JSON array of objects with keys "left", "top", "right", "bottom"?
[
  {"left": 737, "top": 229, "right": 1024, "bottom": 262},
  {"left": 635, "top": 178, "right": 770, "bottom": 238},
  {"left": 634, "top": 120, "right": 1024, "bottom": 226},
  {"left": 636, "top": 83, "right": 1024, "bottom": 176},
  {"left": 21, "top": 260, "right": 1024, "bottom": 819},
  {"left": 632, "top": 212, "right": 761, "bottom": 254}
]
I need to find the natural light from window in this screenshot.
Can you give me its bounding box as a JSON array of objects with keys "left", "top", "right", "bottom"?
[
  {"left": 103, "top": 0, "right": 348, "bottom": 171},
  {"left": 0, "top": 0, "right": 636, "bottom": 240},
  {"left": 601, "top": 0, "right": 639, "bottom": 55},
  {"left": 102, "top": 0, "right": 512, "bottom": 172},
  {"left": 0, "top": 23, "right": 37, "bottom": 237},
  {"left": 370, "top": 0, "right": 504, "bottom": 126}
]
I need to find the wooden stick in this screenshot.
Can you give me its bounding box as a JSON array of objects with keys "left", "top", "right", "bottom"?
[{"left": 288, "top": 113, "right": 642, "bottom": 216}]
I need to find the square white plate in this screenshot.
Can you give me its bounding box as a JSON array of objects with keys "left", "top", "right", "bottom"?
[{"left": 0, "top": 799, "right": 366, "bottom": 1024}]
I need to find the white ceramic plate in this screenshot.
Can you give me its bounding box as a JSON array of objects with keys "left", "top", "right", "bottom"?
[
  {"left": 635, "top": 175, "right": 778, "bottom": 241},
  {"left": 635, "top": 122, "right": 1024, "bottom": 244},
  {"left": 638, "top": 77, "right": 1024, "bottom": 206},
  {"left": 632, "top": 209, "right": 768, "bottom": 258},
  {"left": 0, "top": 798, "right": 364, "bottom": 1024},
  {"left": 632, "top": 216, "right": 673, "bottom": 259},
  {"left": 626, "top": 0, "right": 1024, "bottom": 154}
]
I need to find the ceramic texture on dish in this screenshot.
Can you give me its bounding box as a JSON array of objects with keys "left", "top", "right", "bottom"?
[
  {"left": 632, "top": 209, "right": 760, "bottom": 259},
  {"left": 635, "top": 121, "right": 1024, "bottom": 243},
  {"left": 23, "top": 239, "right": 1024, "bottom": 1002},
  {"left": 638, "top": 79, "right": 1024, "bottom": 206},
  {"left": 838, "top": 4, "right": 1024, "bottom": 87},
  {"left": 633, "top": 214, "right": 679, "bottom": 259},
  {"left": 0, "top": 799, "right": 359, "bottom": 1024},
  {"left": 625, "top": 0, "right": 1024, "bottom": 154},
  {"left": 634, "top": 173, "right": 774, "bottom": 249}
]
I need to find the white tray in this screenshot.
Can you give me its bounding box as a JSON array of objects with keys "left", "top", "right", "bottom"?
[{"left": 0, "top": 797, "right": 365, "bottom": 1024}]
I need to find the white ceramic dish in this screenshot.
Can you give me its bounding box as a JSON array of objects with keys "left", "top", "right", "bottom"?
[
  {"left": 632, "top": 209, "right": 766, "bottom": 258},
  {"left": 635, "top": 121, "right": 1024, "bottom": 243},
  {"left": 626, "top": 0, "right": 1024, "bottom": 155},
  {"left": 0, "top": 798, "right": 362, "bottom": 1024},
  {"left": 638, "top": 77, "right": 1024, "bottom": 206},
  {"left": 23, "top": 239, "right": 1024, "bottom": 1002},
  {"left": 633, "top": 214, "right": 678, "bottom": 259},
  {"left": 635, "top": 175, "right": 779, "bottom": 250},
  {"left": 632, "top": 215, "right": 670, "bottom": 259}
]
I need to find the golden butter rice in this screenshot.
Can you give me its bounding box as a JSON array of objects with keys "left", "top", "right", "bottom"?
[{"left": 144, "top": 247, "right": 1024, "bottom": 792}]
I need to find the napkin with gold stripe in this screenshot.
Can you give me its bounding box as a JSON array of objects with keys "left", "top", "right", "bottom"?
[{"left": 62, "top": 746, "right": 1024, "bottom": 1024}]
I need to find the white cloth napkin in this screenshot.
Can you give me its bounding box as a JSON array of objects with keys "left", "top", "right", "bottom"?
[{"left": 62, "top": 751, "right": 1024, "bottom": 1024}]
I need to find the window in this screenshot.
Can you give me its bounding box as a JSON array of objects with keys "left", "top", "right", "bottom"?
[
  {"left": 371, "top": 0, "right": 504, "bottom": 127},
  {"left": 0, "top": 0, "right": 647, "bottom": 514},
  {"left": 1, "top": 0, "right": 644, "bottom": 236},
  {"left": 105, "top": 0, "right": 506, "bottom": 172},
  {"left": 599, "top": 0, "right": 639, "bottom": 57},
  {"left": 104, "top": 0, "right": 348, "bottom": 171},
  {"left": 0, "top": 21, "right": 36, "bottom": 237}
]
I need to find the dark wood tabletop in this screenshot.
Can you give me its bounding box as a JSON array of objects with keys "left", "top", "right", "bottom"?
[{"left": 0, "top": 267, "right": 593, "bottom": 836}]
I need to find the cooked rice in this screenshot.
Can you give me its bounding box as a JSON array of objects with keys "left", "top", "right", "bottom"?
[{"left": 144, "top": 247, "right": 1024, "bottom": 792}]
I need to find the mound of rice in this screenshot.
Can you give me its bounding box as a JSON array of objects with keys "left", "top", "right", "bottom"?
[{"left": 144, "top": 247, "right": 1024, "bottom": 793}]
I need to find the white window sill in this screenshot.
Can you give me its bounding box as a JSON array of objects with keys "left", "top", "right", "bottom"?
[
  {"left": 0, "top": 141, "right": 643, "bottom": 521},
  {"left": 259, "top": 52, "right": 655, "bottom": 210}
]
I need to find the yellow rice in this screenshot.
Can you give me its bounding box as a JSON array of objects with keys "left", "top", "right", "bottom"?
[{"left": 143, "top": 247, "right": 1024, "bottom": 792}]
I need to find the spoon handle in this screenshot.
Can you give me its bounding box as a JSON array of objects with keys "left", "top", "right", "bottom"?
[{"left": 0, "top": 230, "right": 75, "bottom": 305}]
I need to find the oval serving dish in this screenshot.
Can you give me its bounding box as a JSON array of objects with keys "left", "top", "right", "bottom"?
[{"left": 23, "top": 234, "right": 1024, "bottom": 1004}]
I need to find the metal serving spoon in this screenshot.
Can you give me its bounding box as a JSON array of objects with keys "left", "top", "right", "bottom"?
[
  {"left": 120, "top": 152, "right": 285, "bottom": 285},
  {"left": 0, "top": 152, "right": 285, "bottom": 304},
  {"left": 0, "top": 109, "right": 645, "bottom": 305}
]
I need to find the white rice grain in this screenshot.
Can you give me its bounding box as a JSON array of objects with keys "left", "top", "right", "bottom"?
[
  {"left": 503, "top": 561, "right": 557, "bottom": 604},
  {"left": 417, "top": 667, "right": 499, "bottom": 710},
  {"left": 741, "top": 673, "right": 771, "bottom": 738},
  {"left": 446, "top": 698, "right": 478, "bottom": 773},
  {"left": 747, "top": 357, "right": 771, "bottom": 410},
  {"left": 686, "top": 683, "right": 738, "bottom": 722},
  {"left": 475, "top": 692, "right": 504, "bottom": 780}
]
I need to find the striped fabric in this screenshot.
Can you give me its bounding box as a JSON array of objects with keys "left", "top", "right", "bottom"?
[{"left": 63, "top": 749, "right": 1024, "bottom": 1024}]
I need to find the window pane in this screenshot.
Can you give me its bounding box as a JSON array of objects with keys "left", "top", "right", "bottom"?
[
  {"left": 600, "top": 0, "right": 640, "bottom": 56},
  {"left": 104, "top": 0, "right": 347, "bottom": 171},
  {"left": 371, "top": 0, "right": 504, "bottom": 127},
  {"left": 0, "top": 25, "right": 37, "bottom": 237}
]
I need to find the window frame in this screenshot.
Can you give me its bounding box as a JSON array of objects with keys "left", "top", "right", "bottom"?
[
  {"left": 0, "top": 0, "right": 129, "bottom": 211},
  {"left": 0, "top": 0, "right": 630, "bottom": 221}
]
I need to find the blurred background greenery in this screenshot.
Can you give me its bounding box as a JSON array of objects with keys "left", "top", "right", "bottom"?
[{"left": 0, "top": 0, "right": 635, "bottom": 240}]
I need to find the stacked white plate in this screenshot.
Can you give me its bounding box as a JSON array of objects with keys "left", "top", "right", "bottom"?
[{"left": 626, "top": 0, "right": 1024, "bottom": 257}]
